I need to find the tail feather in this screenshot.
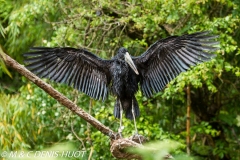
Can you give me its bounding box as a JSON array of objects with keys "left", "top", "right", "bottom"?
[
  {"left": 125, "top": 97, "right": 140, "bottom": 119},
  {"left": 113, "top": 98, "right": 121, "bottom": 119},
  {"left": 113, "top": 96, "right": 140, "bottom": 120}
]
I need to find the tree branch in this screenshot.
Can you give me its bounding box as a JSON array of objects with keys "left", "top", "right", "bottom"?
[
  {"left": 0, "top": 50, "right": 150, "bottom": 159},
  {"left": 0, "top": 50, "right": 116, "bottom": 139},
  {"left": 110, "top": 138, "right": 142, "bottom": 159},
  {"left": 186, "top": 85, "right": 191, "bottom": 155}
]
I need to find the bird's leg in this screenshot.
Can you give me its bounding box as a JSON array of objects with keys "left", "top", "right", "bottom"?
[
  {"left": 132, "top": 99, "right": 138, "bottom": 134},
  {"left": 118, "top": 99, "right": 124, "bottom": 138},
  {"left": 132, "top": 99, "right": 142, "bottom": 144}
]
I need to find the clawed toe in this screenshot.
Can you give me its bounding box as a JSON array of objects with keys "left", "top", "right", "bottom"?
[
  {"left": 108, "top": 131, "right": 122, "bottom": 140},
  {"left": 130, "top": 133, "right": 146, "bottom": 144}
]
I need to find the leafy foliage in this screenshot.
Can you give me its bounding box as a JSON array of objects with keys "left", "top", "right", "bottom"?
[{"left": 1, "top": 0, "right": 240, "bottom": 159}]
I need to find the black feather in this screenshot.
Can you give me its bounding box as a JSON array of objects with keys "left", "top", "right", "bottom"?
[{"left": 24, "top": 31, "right": 218, "bottom": 119}]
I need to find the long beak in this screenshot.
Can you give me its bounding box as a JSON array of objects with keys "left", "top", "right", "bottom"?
[{"left": 125, "top": 52, "right": 139, "bottom": 75}]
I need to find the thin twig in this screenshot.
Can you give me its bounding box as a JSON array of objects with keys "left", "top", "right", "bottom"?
[
  {"left": 88, "top": 146, "right": 94, "bottom": 160},
  {"left": 186, "top": 85, "right": 191, "bottom": 155},
  {"left": 71, "top": 120, "right": 86, "bottom": 149},
  {"left": 87, "top": 99, "right": 93, "bottom": 146}
]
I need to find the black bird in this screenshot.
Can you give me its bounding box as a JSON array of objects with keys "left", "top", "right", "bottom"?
[{"left": 24, "top": 31, "right": 218, "bottom": 135}]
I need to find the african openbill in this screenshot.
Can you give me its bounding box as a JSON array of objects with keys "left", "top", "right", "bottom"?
[{"left": 24, "top": 31, "right": 219, "bottom": 136}]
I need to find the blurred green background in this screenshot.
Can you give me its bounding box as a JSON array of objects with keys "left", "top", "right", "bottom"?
[{"left": 0, "top": 0, "right": 240, "bottom": 159}]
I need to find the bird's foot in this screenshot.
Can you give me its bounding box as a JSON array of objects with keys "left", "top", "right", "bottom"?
[
  {"left": 108, "top": 126, "right": 125, "bottom": 141},
  {"left": 108, "top": 131, "right": 122, "bottom": 141},
  {"left": 108, "top": 131, "right": 117, "bottom": 140},
  {"left": 130, "top": 133, "right": 145, "bottom": 144}
]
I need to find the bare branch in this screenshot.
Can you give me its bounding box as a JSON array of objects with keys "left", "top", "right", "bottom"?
[
  {"left": 71, "top": 120, "right": 86, "bottom": 149},
  {"left": 110, "top": 138, "right": 142, "bottom": 159},
  {"left": 0, "top": 49, "right": 150, "bottom": 159},
  {"left": 0, "top": 50, "right": 116, "bottom": 139}
]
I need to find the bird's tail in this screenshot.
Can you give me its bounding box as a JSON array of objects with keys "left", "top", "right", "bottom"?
[{"left": 114, "top": 96, "right": 140, "bottom": 120}]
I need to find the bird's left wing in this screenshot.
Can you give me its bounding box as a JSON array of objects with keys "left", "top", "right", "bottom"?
[
  {"left": 133, "top": 31, "right": 219, "bottom": 97},
  {"left": 24, "top": 47, "right": 112, "bottom": 101}
]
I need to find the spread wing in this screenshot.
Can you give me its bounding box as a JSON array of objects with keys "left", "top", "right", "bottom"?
[
  {"left": 133, "top": 31, "right": 219, "bottom": 97},
  {"left": 24, "top": 47, "right": 112, "bottom": 101}
]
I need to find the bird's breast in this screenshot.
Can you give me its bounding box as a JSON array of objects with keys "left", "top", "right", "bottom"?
[{"left": 110, "top": 62, "right": 139, "bottom": 97}]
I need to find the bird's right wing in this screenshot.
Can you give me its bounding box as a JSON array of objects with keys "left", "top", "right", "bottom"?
[{"left": 24, "top": 47, "right": 112, "bottom": 101}]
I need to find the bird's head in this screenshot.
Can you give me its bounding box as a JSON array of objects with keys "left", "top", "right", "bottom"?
[{"left": 117, "top": 47, "right": 139, "bottom": 75}]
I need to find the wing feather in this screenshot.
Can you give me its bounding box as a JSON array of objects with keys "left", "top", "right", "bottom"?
[
  {"left": 89, "top": 73, "right": 95, "bottom": 97},
  {"left": 133, "top": 31, "right": 219, "bottom": 97},
  {"left": 151, "top": 70, "right": 160, "bottom": 92},
  {"left": 92, "top": 75, "right": 98, "bottom": 99},
  {"left": 181, "top": 49, "right": 199, "bottom": 63},
  {"left": 24, "top": 47, "right": 112, "bottom": 101},
  {"left": 53, "top": 61, "right": 69, "bottom": 82},
  {"left": 155, "top": 67, "right": 164, "bottom": 90},
  {"left": 72, "top": 64, "right": 82, "bottom": 89},
  {"left": 165, "top": 55, "right": 179, "bottom": 76}
]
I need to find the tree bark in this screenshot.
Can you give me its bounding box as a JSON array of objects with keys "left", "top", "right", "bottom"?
[
  {"left": 0, "top": 50, "right": 176, "bottom": 159},
  {"left": 0, "top": 50, "right": 116, "bottom": 139},
  {"left": 0, "top": 49, "right": 149, "bottom": 159}
]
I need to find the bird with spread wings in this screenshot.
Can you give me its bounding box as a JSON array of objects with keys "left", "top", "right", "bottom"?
[{"left": 24, "top": 31, "right": 219, "bottom": 136}]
